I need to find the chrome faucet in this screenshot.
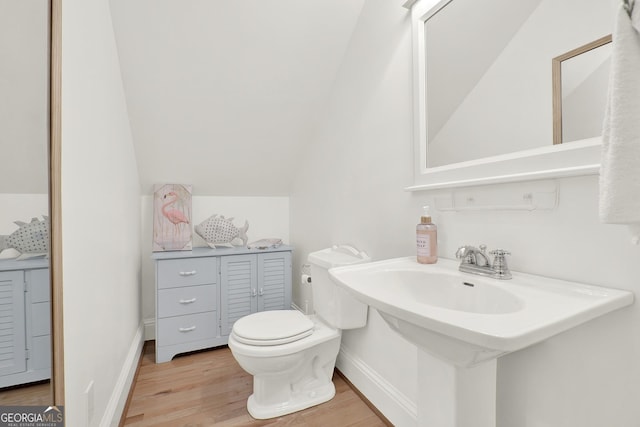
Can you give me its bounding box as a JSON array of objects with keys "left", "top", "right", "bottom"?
[{"left": 455, "top": 244, "right": 512, "bottom": 280}]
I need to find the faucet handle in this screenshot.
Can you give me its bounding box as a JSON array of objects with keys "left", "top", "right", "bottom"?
[
  {"left": 489, "top": 249, "right": 512, "bottom": 280},
  {"left": 455, "top": 245, "right": 473, "bottom": 259},
  {"left": 489, "top": 249, "right": 510, "bottom": 256},
  {"left": 456, "top": 245, "right": 478, "bottom": 262}
]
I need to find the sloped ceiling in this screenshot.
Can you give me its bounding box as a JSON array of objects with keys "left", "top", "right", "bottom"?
[{"left": 109, "top": 0, "right": 366, "bottom": 196}]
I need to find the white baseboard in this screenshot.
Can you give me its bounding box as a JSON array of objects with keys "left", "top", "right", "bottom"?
[
  {"left": 337, "top": 344, "right": 418, "bottom": 427},
  {"left": 290, "top": 302, "right": 310, "bottom": 314},
  {"left": 100, "top": 323, "right": 144, "bottom": 427},
  {"left": 143, "top": 317, "right": 155, "bottom": 340}
]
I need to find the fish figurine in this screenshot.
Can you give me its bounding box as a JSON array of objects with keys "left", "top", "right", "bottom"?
[
  {"left": 195, "top": 214, "right": 249, "bottom": 248},
  {"left": 0, "top": 216, "right": 49, "bottom": 260}
]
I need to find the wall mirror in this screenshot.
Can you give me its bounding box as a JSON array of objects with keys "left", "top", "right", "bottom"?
[
  {"left": 408, "top": 0, "right": 613, "bottom": 190},
  {"left": 553, "top": 35, "right": 612, "bottom": 145},
  {"left": 0, "top": 0, "right": 63, "bottom": 405}
]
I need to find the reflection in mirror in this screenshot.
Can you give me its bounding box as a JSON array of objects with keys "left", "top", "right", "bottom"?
[
  {"left": 424, "top": 0, "right": 613, "bottom": 169},
  {"left": 0, "top": 0, "right": 52, "bottom": 405},
  {"left": 552, "top": 35, "right": 612, "bottom": 145}
]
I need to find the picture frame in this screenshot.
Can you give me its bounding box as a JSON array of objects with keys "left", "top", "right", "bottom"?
[{"left": 152, "top": 183, "right": 192, "bottom": 251}]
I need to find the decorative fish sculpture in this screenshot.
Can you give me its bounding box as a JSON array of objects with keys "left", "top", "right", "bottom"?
[
  {"left": 195, "top": 214, "right": 249, "bottom": 248},
  {"left": 0, "top": 216, "right": 49, "bottom": 260}
]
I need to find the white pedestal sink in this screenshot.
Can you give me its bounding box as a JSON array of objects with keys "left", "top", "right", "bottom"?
[{"left": 329, "top": 257, "right": 634, "bottom": 427}]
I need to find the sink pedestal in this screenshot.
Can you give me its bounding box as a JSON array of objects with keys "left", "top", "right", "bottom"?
[{"left": 417, "top": 350, "right": 496, "bottom": 427}]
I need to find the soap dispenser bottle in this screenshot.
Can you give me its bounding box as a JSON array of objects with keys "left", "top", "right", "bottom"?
[{"left": 417, "top": 205, "right": 437, "bottom": 264}]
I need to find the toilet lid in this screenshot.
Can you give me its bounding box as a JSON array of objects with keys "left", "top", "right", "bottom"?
[{"left": 232, "top": 310, "right": 314, "bottom": 346}]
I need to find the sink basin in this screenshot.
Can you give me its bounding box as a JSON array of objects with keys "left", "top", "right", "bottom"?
[
  {"left": 379, "top": 270, "right": 523, "bottom": 314},
  {"left": 329, "top": 257, "right": 634, "bottom": 367}
]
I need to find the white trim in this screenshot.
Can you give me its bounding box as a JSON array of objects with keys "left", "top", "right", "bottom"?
[
  {"left": 407, "top": 164, "right": 599, "bottom": 191},
  {"left": 410, "top": 0, "right": 603, "bottom": 190},
  {"left": 403, "top": 0, "right": 419, "bottom": 9},
  {"left": 337, "top": 345, "right": 418, "bottom": 426},
  {"left": 290, "top": 301, "right": 304, "bottom": 313},
  {"left": 143, "top": 317, "right": 155, "bottom": 341},
  {"left": 99, "top": 323, "right": 144, "bottom": 427}
]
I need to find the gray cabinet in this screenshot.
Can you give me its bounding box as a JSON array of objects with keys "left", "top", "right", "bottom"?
[
  {"left": 258, "top": 252, "right": 292, "bottom": 312},
  {"left": 0, "top": 259, "right": 51, "bottom": 388},
  {"left": 219, "top": 252, "right": 292, "bottom": 336},
  {"left": 220, "top": 254, "right": 257, "bottom": 336},
  {"left": 0, "top": 270, "right": 27, "bottom": 380},
  {"left": 153, "top": 246, "right": 292, "bottom": 363}
]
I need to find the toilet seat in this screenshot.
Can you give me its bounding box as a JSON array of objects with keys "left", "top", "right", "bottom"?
[{"left": 232, "top": 310, "right": 314, "bottom": 346}]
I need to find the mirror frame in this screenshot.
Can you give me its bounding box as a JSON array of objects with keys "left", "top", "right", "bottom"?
[
  {"left": 407, "top": 0, "right": 602, "bottom": 191},
  {"left": 49, "top": 0, "right": 64, "bottom": 405},
  {"left": 552, "top": 34, "right": 612, "bottom": 145}
]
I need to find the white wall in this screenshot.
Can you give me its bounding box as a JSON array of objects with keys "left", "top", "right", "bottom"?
[
  {"left": 290, "top": 0, "right": 640, "bottom": 426},
  {"left": 290, "top": 1, "right": 419, "bottom": 424},
  {"left": 109, "top": 0, "right": 365, "bottom": 197},
  {"left": 562, "top": 57, "right": 611, "bottom": 142},
  {"left": 61, "top": 0, "right": 142, "bottom": 426},
  {"left": 0, "top": 0, "right": 49, "bottom": 194},
  {"left": 140, "top": 195, "right": 289, "bottom": 338}
]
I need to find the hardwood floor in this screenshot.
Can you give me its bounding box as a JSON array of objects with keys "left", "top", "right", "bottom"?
[
  {"left": 123, "top": 342, "right": 390, "bottom": 426},
  {"left": 0, "top": 381, "right": 51, "bottom": 406}
]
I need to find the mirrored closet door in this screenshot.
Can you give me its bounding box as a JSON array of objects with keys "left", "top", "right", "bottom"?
[{"left": 0, "top": 0, "right": 61, "bottom": 406}]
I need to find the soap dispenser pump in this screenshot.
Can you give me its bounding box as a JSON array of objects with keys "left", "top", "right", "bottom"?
[{"left": 416, "top": 205, "right": 437, "bottom": 264}]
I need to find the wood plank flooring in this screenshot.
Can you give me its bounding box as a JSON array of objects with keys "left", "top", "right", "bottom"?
[
  {"left": 123, "top": 342, "right": 390, "bottom": 426},
  {"left": 0, "top": 381, "right": 51, "bottom": 406}
]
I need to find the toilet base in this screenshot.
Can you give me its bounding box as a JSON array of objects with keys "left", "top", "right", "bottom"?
[
  {"left": 247, "top": 380, "right": 336, "bottom": 419},
  {"left": 229, "top": 315, "right": 343, "bottom": 420}
]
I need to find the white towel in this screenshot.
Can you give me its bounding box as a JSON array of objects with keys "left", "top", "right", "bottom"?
[{"left": 599, "top": 3, "right": 640, "bottom": 244}]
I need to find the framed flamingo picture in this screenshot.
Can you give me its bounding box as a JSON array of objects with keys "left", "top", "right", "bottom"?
[{"left": 153, "top": 184, "right": 193, "bottom": 252}]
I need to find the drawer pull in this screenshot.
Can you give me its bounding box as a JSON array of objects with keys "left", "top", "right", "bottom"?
[
  {"left": 179, "top": 270, "right": 197, "bottom": 277},
  {"left": 178, "top": 326, "right": 196, "bottom": 333},
  {"left": 178, "top": 270, "right": 197, "bottom": 277},
  {"left": 179, "top": 298, "right": 197, "bottom": 304}
]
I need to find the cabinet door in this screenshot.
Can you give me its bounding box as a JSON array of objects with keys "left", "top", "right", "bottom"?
[
  {"left": 28, "top": 268, "right": 51, "bottom": 337},
  {"left": 27, "top": 268, "right": 51, "bottom": 372},
  {"left": 0, "top": 271, "right": 26, "bottom": 377},
  {"left": 220, "top": 255, "right": 257, "bottom": 336},
  {"left": 257, "top": 252, "right": 292, "bottom": 312}
]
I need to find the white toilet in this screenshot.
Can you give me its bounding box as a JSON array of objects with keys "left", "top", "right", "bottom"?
[{"left": 228, "top": 245, "right": 370, "bottom": 419}]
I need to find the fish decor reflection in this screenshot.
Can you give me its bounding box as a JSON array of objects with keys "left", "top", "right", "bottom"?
[{"left": 0, "top": 216, "right": 49, "bottom": 260}]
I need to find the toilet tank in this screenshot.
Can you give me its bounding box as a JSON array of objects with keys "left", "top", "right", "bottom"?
[{"left": 308, "top": 245, "right": 370, "bottom": 329}]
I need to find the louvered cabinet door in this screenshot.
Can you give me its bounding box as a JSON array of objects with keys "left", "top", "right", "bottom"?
[
  {"left": 0, "top": 271, "right": 26, "bottom": 379},
  {"left": 220, "top": 254, "right": 257, "bottom": 336},
  {"left": 257, "top": 252, "right": 292, "bottom": 312}
]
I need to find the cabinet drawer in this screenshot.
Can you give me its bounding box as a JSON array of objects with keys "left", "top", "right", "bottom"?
[
  {"left": 158, "top": 311, "right": 218, "bottom": 346},
  {"left": 158, "top": 285, "right": 217, "bottom": 318},
  {"left": 157, "top": 258, "right": 217, "bottom": 289}
]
